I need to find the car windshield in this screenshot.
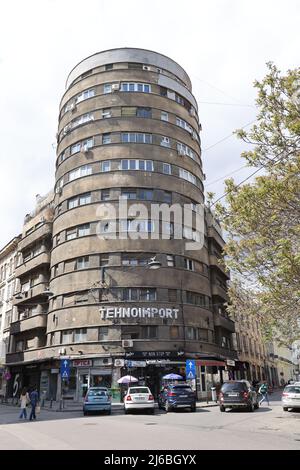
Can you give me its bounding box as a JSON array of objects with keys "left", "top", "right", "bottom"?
[
  {"left": 129, "top": 387, "right": 150, "bottom": 394},
  {"left": 222, "top": 383, "right": 245, "bottom": 392},
  {"left": 88, "top": 389, "right": 107, "bottom": 396},
  {"left": 284, "top": 386, "right": 300, "bottom": 393}
]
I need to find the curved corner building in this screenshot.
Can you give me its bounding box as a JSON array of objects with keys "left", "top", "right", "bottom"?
[{"left": 47, "top": 48, "right": 235, "bottom": 399}]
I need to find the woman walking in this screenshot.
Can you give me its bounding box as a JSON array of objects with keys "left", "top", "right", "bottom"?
[{"left": 19, "top": 387, "right": 29, "bottom": 419}]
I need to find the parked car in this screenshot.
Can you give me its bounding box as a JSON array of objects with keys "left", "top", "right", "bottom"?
[
  {"left": 158, "top": 384, "right": 196, "bottom": 412},
  {"left": 282, "top": 384, "right": 300, "bottom": 411},
  {"left": 83, "top": 387, "right": 111, "bottom": 415},
  {"left": 124, "top": 386, "right": 155, "bottom": 414},
  {"left": 219, "top": 380, "right": 259, "bottom": 412}
]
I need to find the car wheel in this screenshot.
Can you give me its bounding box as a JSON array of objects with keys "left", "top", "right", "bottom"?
[
  {"left": 106, "top": 409, "right": 111, "bottom": 415},
  {"left": 83, "top": 411, "right": 88, "bottom": 416},
  {"left": 283, "top": 407, "right": 289, "bottom": 412},
  {"left": 149, "top": 408, "right": 155, "bottom": 415},
  {"left": 191, "top": 404, "right": 196, "bottom": 412},
  {"left": 220, "top": 405, "right": 225, "bottom": 412}
]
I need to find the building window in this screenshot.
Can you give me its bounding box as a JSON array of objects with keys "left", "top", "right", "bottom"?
[
  {"left": 61, "top": 330, "right": 73, "bottom": 344},
  {"left": 179, "top": 168, "right": 197, "bottom": 185},
  {"left": 139, "top": 189, "right": 153, "bottom": 200},
  {"left": 105, "top": 64, "right": 113, "bottom": 71},
  {"left": 121, "top": 107, "right": 137, "bottom": 117},
  {"left": 122, "top": 254, "right": 148, "bottom": 266},
  {"left": 76, "top": 256, "right": 89, "bottom": 270},
  {"left": 141, "top": 326, "right": 157, "bottom": 339},
  {"left": 121, "top": 133, "right": 152, "bottom": 144},
  {"left": 136, "top": 107, "right": 152, "bottom": 118},
  {"left": 170, "top": 326, "right": 179, "bottom": 339},
  {"left": 102, "top": 108, "right": 111, "bottom": 118},
  {"left": 71, "top": 142, "right": 82, "bottom": 155},
  {"left": 78, "top": 224, "right": 90, "bottom": 237},
  {"left": 186, "top": 327, "right": 198, "bottom": 341},
  {"left": 74, "top": 328, "right": 87, "bottom": 342},
  {"left": 168, "top": 289, "right": 177, "bottom": 302},
  {"left": 121, "top": 187, "right": 153, "bottom": 202},
  {"left": 101, "top": 161, "right": 111, "bottom": 172},
  {"left": 221, "top": 336, "right": 231, "bottom": 349},
  {"left": 120, "top": 83, "right": 151, "bottom": 93},
  {"left": 121, "top": 189, "right": 137, "bottom": 199},
  {"left": 184, "top": 259, "right": 194, "bottom": 271},
  {"left": 99, "top": 327, "right": 109, "bottom": 340},
  {"left": 102, "top": 133, "right": 111, "bottom": 144},
  {"left": 120, "top": 159, "right": 153, "bottom": 171},
  {"left": 140, "top": 288, "right": 156, "bottom": 301},
  {"left": 167, "top": 255, "right": 175, "bottom": 267},
  {"left": 162, "top": 163, "right": 171, "bottom": 175},
  {"left": 163, "top": 191, "right": 172, "bottom": 203},
  {"left": 101, "top": 189, "right": 110, "bottom": 200},
  {"left": 68, "top": 193, "right": 91, "bottom": 209},
  {"left": 160, "top": 136, "right": 170, "bottom": 147},
  {"left": 69, "top": 165, "right": 92, "bottom": 181},
  {"left": 161, "top": 111, "right": 168, "bottom": 121},
  {"left": 72, "top": 113, "right": 94, "bottom": 128},
  {"left": 104, "top": 84, "right": 112, "bottom": 94},
  {"left": 99, "top": 255, "right": 109, "bottom": 267},
  {"left": 198, "top": 329, "right": 208, "bottom": 342},
  {"left": 160, "top": 87, "right": 168, "bottom": 97},
  {"left": 186, "top": 291, "right": 209, "bottom": 307},
  {"left": 76, "top": 89, "right": 95, "bottom": 103}
]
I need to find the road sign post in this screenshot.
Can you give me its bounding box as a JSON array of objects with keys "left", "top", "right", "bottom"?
[{"left": 186, "top": 359, "right": 196, "bottom": 392}]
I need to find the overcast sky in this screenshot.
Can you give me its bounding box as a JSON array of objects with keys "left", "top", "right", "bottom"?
[{"left": 0, "top": 0, "right": 299, "bottom": 248}]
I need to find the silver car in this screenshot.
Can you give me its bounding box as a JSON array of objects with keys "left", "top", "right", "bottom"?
[{"left": 282, "top": 384, "right": 300, "bottom": 411}]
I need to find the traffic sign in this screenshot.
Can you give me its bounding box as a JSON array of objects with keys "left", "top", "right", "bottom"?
[
  {"left": 185, "top": 359, "right": 196, "bottom": 379},
  {"left": 60, "top": 358, "right": 70, "bottom": 380}
]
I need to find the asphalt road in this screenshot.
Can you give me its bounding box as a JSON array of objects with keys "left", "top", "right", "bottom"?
[{"left": 0, "top": 392, "right": 299, "bottom": 450}]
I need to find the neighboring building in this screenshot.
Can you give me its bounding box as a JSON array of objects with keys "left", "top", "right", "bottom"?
[
  {"left": 6, "top": 48, "right": 236, "bottom": 400},
  {"left": 6, "top": 192, "right": 54, "bottom": 398},
  {"left": 272, "top": 343, "right": 295, "bottom": 385},
  {"left": 0, "top": 236, "right": 20, "bottom": 397}
]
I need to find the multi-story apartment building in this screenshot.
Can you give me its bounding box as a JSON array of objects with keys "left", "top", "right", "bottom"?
[
  {"left": 6, "top": 48, "right": 236, "bottom": 400},
  {"left": 0, "top": 236, "right": 20, "bottom": 397},
  {"left": 6, "top": 193, "right": 54, "bottom": 398}
]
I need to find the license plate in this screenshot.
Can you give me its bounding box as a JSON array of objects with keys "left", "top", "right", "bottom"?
[
  {"left": 228, "top": 393, "right": 238, "bottom": 397},
  {"left": 135, "top": 397, "right": 146, "bottom": 400},
  {"left": 180, "top": 395, "right": 188, "bottom": 398}
]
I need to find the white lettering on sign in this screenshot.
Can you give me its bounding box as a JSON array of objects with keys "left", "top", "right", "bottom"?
[{"left": 99, "top": 306, "right": 179, "bottom": 320}]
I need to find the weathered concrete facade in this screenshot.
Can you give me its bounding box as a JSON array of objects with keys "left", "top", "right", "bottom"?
[{"left": 6, "top": 49, "right": 236, "bottom": 400}]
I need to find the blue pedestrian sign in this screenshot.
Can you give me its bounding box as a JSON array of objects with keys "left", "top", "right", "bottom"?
[
  {"left": 185, "top": 359, "right": 196, "bottom": 379},
  {"left": 60, "top": 359, "right": 70, "bottom": 380}
]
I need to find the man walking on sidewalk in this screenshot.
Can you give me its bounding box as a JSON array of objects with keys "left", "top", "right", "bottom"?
[
  {"left": 29, "top": 386, "right": 39, "bottom": 421},
  {"left": 259, "top": 381, "right": 270, "bottom": 406}
]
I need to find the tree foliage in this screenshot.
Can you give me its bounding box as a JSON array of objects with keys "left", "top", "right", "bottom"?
[{"left": 216, "top": 62, "right": 300, "bottom": 345}]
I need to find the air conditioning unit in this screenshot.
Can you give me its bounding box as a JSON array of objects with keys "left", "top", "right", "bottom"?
[
  {"left": 114, "top": 358, "right": 125, "bottom": 367},
  {"left": 122, "top": 340, "right": 133, "bottom": 348},
  {"left": 40, "top": 216, "right": 45, "bottom": 223},
  {"left": 56, "top": 187, "right": 62, "bottom": 195},
  {"left": 143, "top": 65, "right": 151, "bottom": 71},
  {"left": 112, "top": 83, "right": 120, "bottom": 91},
  {"left": 189, "top": 108, "right": 196, "bottom": 116},
  {"left": 177, "top": 148, "right": 185, "bottom": 156},
  {"left": 70, "top": 103, "right": 76, "bottom": 112},
  {"left": 102, "top": 112, "right": 111, "bottom": 118},
  {"left": 59, "top": 347, "right": 66, "bottom": 355}
]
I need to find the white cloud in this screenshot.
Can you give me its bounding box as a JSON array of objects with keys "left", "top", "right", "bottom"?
[{"left": 0, "top": 0, "right": 299, "bottom": 246}]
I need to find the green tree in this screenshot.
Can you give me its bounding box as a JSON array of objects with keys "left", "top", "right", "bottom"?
[{"left": 215, "top": 63, "right": 300, "bottom": 345}]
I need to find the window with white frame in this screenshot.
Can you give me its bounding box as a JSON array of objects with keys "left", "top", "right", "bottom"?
[
  {"left": 101, "top": 161, "right": 111, "bottom": 172},
  {"left": 179, "top": 168, "right": 197, "bottom": 185},
  {"left": 162, "top": 163, "right": 171, "bottom": 175},
  {"left": 76, "top": 256, "right": 89, "bottom": 270},
  {"left": 71, "top": 142, "right": 82, "bottom": 154},
  {"left": 177, "top": 142, "right": 196, "bottom": 160},
  {"left": 120, "top": 83, "right": 151, "bottom": 93},
  {"left": 120, "top": 159, "right": 153, "bottom": 171},
  {"left": 121, "top": 133, "right": 152, "bottom": 144},
  {"left": 160, "top": 136, "right": 170, "bottom": 147},
  {"left": 184, "top": 258, "right": 194, "bottom": 271},
  {"left": 161, "top": 111, "right": 168, "bottom": 121},
  {"left": 103, "top": 84, "right": 112, "bottom": 94},
  {"left": 176, "top": 116, "right": 193, "bottom": 133},
  {"left": 69, "top": 165, "right": 92, "bottom": 181},
  {"left": 78, "top": 224, "right": 90, "bottom": 237},
  {"left": 61, "top": 330, "right": 73, "bottom": 344},
  {"left": 81, "top": 138, "right": 94, "bottom": 151},
  {"left": 120, "top": 219, "right": 154, "bottom": 233},
  {"left": 68, "top": 192, "right": 91, "bottom": 209},
  {"left": 167, "top": 254, "right": 175, "bottom": 267},
  {"left": 76, "top": 89, "right": 95, "bottom": 103},
  {"left": 102, "top": 108, "right": 111, "bottom": 118},
  {"left": 72, "top": 113, "right": 94, "bottom": 128}
]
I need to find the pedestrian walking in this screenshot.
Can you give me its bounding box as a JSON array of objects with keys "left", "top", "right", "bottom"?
[
  {"left": 29, "top": 386, "right": 39, "bottom": 421},
  {"left": 19, "top": 387, "right": 30, "bottom": 419},
  {"left": 258, "top": 381, "right": 270, "bottom": 406}
]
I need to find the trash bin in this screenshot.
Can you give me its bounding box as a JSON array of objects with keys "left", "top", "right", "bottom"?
[{"left": 211, "top": 387, "right": 217, "bottom": 402}]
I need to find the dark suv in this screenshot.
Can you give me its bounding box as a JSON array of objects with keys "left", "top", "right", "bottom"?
[
  {"left": 158, "top": 384, "right": 196, "bottom": 412},
  {"left": 219, "top": 380, "right": 259, "bottom": 412}
]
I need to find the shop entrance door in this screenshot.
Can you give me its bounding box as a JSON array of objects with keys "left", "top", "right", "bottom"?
[{"left": 78, "top": 371, "right": 90, "bottom": 401}]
